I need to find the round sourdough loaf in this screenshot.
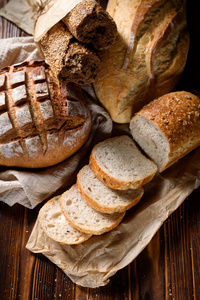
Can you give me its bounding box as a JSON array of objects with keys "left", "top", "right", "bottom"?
[
  {"left": 0, "top": 60, "right": 91, "bottom": 168},
  {"left": 93, "top": 0, "right": 190, "bottom": 123}
]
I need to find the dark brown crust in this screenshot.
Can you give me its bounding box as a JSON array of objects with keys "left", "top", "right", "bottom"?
[
  {"left": 0, "top": 60, "right": 91, "bottom": 168},
  {"left": 62, "top": 1, "right": 117, "bottom": 50},
  {"left": 39, "top": 21, "right": 101, "bottom": 85},
  {"left": 136, "top": 91, "right": 200, "bottom": 171}
]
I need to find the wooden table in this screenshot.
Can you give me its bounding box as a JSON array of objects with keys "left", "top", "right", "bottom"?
[{"left": 0, "top": 1, "right": 200, "bottom": 299}]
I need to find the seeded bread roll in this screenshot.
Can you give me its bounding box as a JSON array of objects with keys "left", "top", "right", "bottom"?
[
  {"left": 89, "top": 135, "right": 157, "bottom": 190},
  {"left": 38, "top": 196, "right": 92, "bottom": 244},
  {"left": 130, "top": 91, "right": 200, "bottom": 172},
  {"left": 39, "top": 21, "right": 101, "bottom": 85},
  {"left": 62, "top": 1, "right": 117, "bottom": 50},
  {"left": 93, "top": 0, "right": 190, "bottom": 123},
  {"left": 0, "top": 60, "right": 91, "bottom": 168}
]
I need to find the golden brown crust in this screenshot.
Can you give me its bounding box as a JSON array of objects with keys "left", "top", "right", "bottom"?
[
  {"left": 89, "top": 140, "right": 156, "bottom": 190},
  {"left": 93, "top": 0, "right": 189, "bottom": 123},
  {"left": 0, "top": 60, "right": 91, "bottom": 168},
  {"left": 76, "top": 172, "right": 143, "bottom": 213},
  {"left": 62, "top": 210, "right": 125, "bottom": 235},
  {"left": 136, "top": 91, "right": 200, "bottom": 171}
]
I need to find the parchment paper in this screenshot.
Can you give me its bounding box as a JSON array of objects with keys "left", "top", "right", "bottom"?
[
  {"left": 1, "top": 0, "right": 200, "bottom": 289},
  {"left": 26, "top": 149, "right": 200, "bottom": 287},
  {"left": 0, "top": 0, "right": 97, "bottom": 40}
]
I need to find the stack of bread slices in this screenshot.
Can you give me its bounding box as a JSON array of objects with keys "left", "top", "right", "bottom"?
[{"left": 38, "top": 135, "right": 158, "bottom": 245}]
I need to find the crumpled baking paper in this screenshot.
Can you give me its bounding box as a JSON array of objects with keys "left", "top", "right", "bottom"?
[
  {"left": 26, "top": 148, "right": 200, "bottom": 287},
  {"left": 0, "top": 0, "right": 97, "bottom": 40},
  {"left": 0, "top": 37, "right": 113, "bottom": 208}
]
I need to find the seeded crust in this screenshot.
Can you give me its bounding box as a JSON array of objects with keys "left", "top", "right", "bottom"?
[
  {"left": 0, "top": 60, "right": 91, "bottom": 168},
  {"left": 130, "top": 91, "right": 200, "bottom": 172},
  {"left": 62, "top": 1, "right": 117, "bottom": 50},
  {"left": 39, "top": 21, "right": 101, "bottom": 85},
  {"left": 93, "top": 0, "right": 190, "bottom": 123}
]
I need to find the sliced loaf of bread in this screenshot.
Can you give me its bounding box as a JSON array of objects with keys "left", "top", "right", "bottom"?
[
  {"left": 38, "top": 196, "right": 92, "bottom": 244},
  {"left": 59, "top": 184, "right": 125, "bottom": 235},
  {"left": 130, "top": 91, "right": 200, "bottom": 172},
  {"left": 89, "top": 135, "right": 157, "bottom": 190},
  {"left": 77, "top": 165, "right": 144, "bottom": 213}
]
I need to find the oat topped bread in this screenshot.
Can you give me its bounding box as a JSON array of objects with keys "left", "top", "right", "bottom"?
[
  {"left": 0, "top": 60, "right": 91, "bottom": 168},
  {"left": 130, "top": 91, "right": 200, "bottom": 172}
]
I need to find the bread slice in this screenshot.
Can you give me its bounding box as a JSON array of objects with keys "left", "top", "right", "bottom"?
[
  {"left": 59, "top": 184, "right": 125, "bottom": 235},
  {"left": 89, "top": 135, "right": 157, "bottom": 190},
  {"left": 38, "top": 196, "right": 91, "bottom": 244},
  {"left": 130, "top": 91, "right": 200, "bottom": 172},
  {"left": 77, "top": 165, "right": 144, "bottom": 213}
]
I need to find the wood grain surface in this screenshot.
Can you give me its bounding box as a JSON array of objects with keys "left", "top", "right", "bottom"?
[{"left": 0, "top": 0, "right": 200, "bottom": 299}]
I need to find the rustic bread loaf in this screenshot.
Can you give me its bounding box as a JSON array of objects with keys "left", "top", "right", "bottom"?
[
  {"left": 0, "top": 60, "right": 91, "bottom": 168},
  {"left": 89, "top": 135, "right": 157, "bottom": 190},
  {"left": 93, "top": 0, "right": 190, "bottom": 123},
  {"left": 77, "top": 164, "right": 144, "bottom": 213},
  {"left": 62, "top": 0, "right": 117, "bottom": 50},
  {"left": 38, "top": 196, "right": 92, "bottom": 244},
  {"left": 130, "top": 91, "right": 200, "bottom": 172},
  {"left": 59, "top": 184, "right": 125, "bottom": 235},
  {"left": 39, "top": 21, "right": 101, "bottom": 85}
]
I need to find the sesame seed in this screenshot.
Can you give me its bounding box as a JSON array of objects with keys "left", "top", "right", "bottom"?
[{"left": 183, "top": 120, "right": 187, "bottom": 126}]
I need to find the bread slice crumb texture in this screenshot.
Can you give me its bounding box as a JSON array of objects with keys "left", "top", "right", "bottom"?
[
  {"left": 130, "top": 114, "right": 169, "bottom": 171},
  {"left": 59, "top": 184, "right": 125, "bottom": 235},
  {"left": 38, "top": 196, "right": 91, "bottom": 244},
  {"left": 89, "top": 135, "right": 157, "bottom": 189},
  {"left": 77, "top": 165, "right": 144, "bottom": 213}
]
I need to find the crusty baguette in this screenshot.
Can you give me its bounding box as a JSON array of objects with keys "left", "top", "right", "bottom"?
[
  {"left": 89, "top": 135, "right": 157, "bottom": 190},
  {"left": 59, "top": 184, "right": 125, "bottom": 235},
  {"left": 38, "top": 196, "right": 92, "bottom": 244},
  {"left": 93, "top": 0, "right": 189, "bottom": 123},
  {"left": 77, "top": 164, "right": 144, "bottom": 213},
  {"left": 0, "top": 60, "right": 91, "bottom": 168},
  {"left": 130, "top": 91, "right": 200, "bottom": 172},
  {"left": 62, "top": 1, "right": 117, "bottom": 50}
]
